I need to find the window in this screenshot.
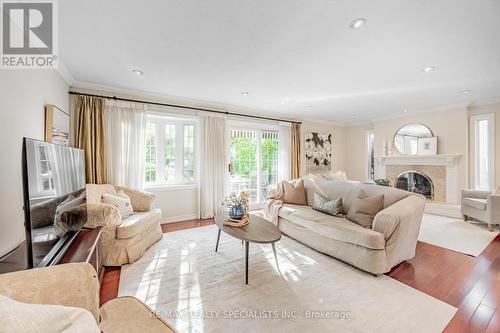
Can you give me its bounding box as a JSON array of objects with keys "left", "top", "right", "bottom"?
[
  {"left": 471, "top": 114, "right": 494, "bottom": 190},
  {"left": 229, "top": 126, "right": 280, "bottom": 205},
  {"left": 260, "top": 131, "right": 279, "bottom": 201},
  {"left": 366, "top": 130, "right": 375, "bottom": 182},
  {"left": 35, "top": 141, "right": 55, "bottom": 195},
  {"left": 145, "top": 115, "right": 196, "bottom": 185}
]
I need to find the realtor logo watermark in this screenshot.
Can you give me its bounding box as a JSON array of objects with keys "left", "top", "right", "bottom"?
[{"left": 1, "top": 0, "right": 58, "bottom": 69}]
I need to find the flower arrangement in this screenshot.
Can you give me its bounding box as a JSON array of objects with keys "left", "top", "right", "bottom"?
[{"left": 222, "top": 191, "right": 249, "bottom": 221}]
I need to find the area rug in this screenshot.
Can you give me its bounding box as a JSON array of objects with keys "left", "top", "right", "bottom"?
[
  {"left": 119, "top": 225, "right": 456, "bottom": 333},
  {"left": 418, "top": 214, "right": 499, "bottom": 257}
]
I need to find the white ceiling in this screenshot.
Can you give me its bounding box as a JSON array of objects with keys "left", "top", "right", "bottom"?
[{"left": 60, "top": 0, "right": 500, "bottom": 125}]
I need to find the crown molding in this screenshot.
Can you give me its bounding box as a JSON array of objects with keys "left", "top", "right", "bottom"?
[
  {"left": 69, "top": 80, "right": 500, "bottom": 129},
  {"left": 467, "top": 97, "right": 500, "bottom": 109},
  {"left": 56, "top": 61, "right": 75, "bottom": 85},
  {"left": 69, "top": 81, "right": 349, "bottom": 126},
  {"left": 344, "top": 102, "right": 470, "bottom": 127}
]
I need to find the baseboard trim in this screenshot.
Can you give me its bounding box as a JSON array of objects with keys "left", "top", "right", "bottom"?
[
  {"left": 160, "top": 213, "right": 199, "bottom": 224},
  {"left": 425, "top": 202, "right": 462, "bottom": 219}
]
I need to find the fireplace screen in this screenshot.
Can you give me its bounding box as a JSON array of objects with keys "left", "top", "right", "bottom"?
[{"left": 395, "top": 171, "right": 434, "bottom": 199}]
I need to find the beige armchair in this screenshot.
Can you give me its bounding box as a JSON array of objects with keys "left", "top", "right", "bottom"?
[
  {"left": 0, "top": 263, "right": 176, "bottom": 332},
  {"left": 84, "top": 184, "right": 163, "bottom": 266},
  {"left": 461, "top": 189, "right": 500, "bottom": 231}
]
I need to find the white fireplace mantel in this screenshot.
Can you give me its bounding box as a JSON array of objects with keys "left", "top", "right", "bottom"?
[
  {"left": 375, "top": 154, "right": 462, "bottom": 167},
  {"left": 375, "top": 154, "right": 462, "bottom": 203}
]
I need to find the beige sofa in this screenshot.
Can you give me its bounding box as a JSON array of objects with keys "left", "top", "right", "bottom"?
[
  {"left": 0, "top": 263, "right": 176, "bottom": 332},
  {"left": 273, "top": 178, "right": 426, "bottom": 274},
  {"left": 85, "top": 184, "right": 163, "bottom": 266},
  {"left": 461, "top": 189, "right": 500, "bottom": 231}
]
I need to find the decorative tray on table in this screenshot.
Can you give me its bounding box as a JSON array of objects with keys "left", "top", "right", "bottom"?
[{"left": 223, "top": 215, "right": 249, "bottom": 227}]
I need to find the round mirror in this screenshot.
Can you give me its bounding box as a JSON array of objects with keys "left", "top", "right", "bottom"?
[{"left": 393, "top": 123, "right": 432, "bottom": 155}]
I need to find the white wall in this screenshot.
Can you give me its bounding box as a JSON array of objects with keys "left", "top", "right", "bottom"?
[
  {"left": 0, "top": 70, "right": 69, "bottom": 257},
  {"left": 146, "top": 186, "right": 199, "bottom": 222},
  {"left": 346, "top": 108, "right": 469, "bottom": 192},
  {"left": 300, "top": 121, "right": 347, "bottom": 176}
]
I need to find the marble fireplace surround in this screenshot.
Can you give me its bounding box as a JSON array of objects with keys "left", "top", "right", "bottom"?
[{"left": 376, "top": 154, "right": 462, "bottom": 204}]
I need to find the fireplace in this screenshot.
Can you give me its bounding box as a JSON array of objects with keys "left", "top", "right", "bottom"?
[{"left": 395, "top": 170, "right": 434, "bottom": 199}]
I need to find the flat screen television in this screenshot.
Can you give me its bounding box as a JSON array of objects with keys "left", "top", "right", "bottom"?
[{"left": 22, "top": 138, "right": 86, "bottom": 268}]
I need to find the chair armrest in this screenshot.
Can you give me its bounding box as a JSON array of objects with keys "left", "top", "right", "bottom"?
[
  {"left": 0, "top": 263, "right": 100, "bottom": 320},
  {"left": 99, "top": 296, "right": 177, "bottom": 332},
  {"left": 115, "top": 186, "right": 156, "bottom": 212},
  {"left": 462, "top": 189, "right": 491, "bottom": 199},
  {"left": 488, "top": 194, "right": 500, "bottom": 223}
]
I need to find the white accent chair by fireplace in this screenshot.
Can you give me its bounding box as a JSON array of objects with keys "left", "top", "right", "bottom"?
[{"left": 461, "top": 188, "right": 500, "bottom": 231}]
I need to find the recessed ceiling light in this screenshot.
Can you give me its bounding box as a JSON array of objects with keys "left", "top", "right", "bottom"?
[
  {"left": 404, "top": 109, "right": 408, "bottom": 113},
  {"left": 422, "top": 66, "right": 436, "bottom": 73},
  {"left": 350, "top": 18, "right": 366, "bottom": 30},
  {"left": 241, "top": 91, "right": 249, "bottom": 96},
  {"left": 132, "top": 69, "right": 144, "bottom": 76},
  {"left": 459, "top": 89, "right": 471, "bottom": 95}
]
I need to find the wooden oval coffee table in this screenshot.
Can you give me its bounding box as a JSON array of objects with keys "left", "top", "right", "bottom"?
[{"left": 214, "top": 213, "right": 281, "bottom": 284}]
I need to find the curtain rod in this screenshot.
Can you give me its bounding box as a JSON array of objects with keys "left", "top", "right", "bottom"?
[{"left": 68, "top": 91, "right": 301, "bottom": 124}]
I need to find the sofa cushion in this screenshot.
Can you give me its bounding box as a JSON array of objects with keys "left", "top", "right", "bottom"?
[
  {"left": 279, "top": 204, "right": 385, "bottom": 250},
  {"left": 463, "top": 197, "right": 487, "bottom": 210},
  {"left": 117, "top": 209, "right": 162, "bottom": 239},
  {"left": 282, "top": 179, "right": 307, "bottom": 205},
  {"left": 347, "top": 190, "right": 385, "bottom": 228}
]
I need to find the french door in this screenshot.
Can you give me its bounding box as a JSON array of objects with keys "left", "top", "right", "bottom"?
[{"left": 228, "top": 124, "right": 279, "bottom": 207}]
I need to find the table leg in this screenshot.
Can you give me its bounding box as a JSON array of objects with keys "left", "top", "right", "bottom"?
[
  {"left": 215, "top": 228, "right": 221, "bottom": 252},
  {"left": 245, "top": 241, "right": 249, "bottom": 284},
  {"left": 272, "top": 243, "right": 279, "bottom": 270}
]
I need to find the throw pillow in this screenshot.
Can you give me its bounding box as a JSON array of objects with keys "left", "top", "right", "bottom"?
[
  {"left": 0, "top": 295, "right": 100, "bottom": 333},
  {"left": 312, "top": 192, "right": 343, "bottom": 216},
  {"left": 102, "top": 191, "right": 134, "bottom": 218},
  {"left": 346, "top": 190, "right": 384, "bottom": 228},
  {"left": 86, "top": 184, "right": 117, "bottom": 204},
  {"left": 282, "top": 179, "right": 307, "bottom": 205}
]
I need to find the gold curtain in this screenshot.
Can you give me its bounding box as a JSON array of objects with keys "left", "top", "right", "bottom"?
[
  {"left": 291, "top": 123, "right": 301, "bottom": 179},
  {"left": 72, "top": 95, "right": 107, "bottom": 184}
]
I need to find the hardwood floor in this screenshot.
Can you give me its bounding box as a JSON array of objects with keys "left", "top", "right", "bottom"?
[
  {"left": 388, "top": 233, "right": 500, "bottom": 333},
  {"left": 100, "top": 219, "right": 500, "bottom": 332}
]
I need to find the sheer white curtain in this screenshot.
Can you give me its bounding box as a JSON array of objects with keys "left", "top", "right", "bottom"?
[
  {"left": 198, "top": 112, "right": 228, "bottom": 219},
  {"left": 278, "top": 122, "right": 292, "bottom": 181},
  {"left": 104, "top": 100, "right": 147, "bottom": 189}
]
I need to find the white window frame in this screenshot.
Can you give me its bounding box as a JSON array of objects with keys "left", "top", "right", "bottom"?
[
  {"left": 365, "top": 130, "right": 375, "bottom": 183},
  {"left": 470, "top": 113, "right": 495, "bottom": 190},
  {"left": 145, "top": 114, "right": 197, "bottom": 187}
]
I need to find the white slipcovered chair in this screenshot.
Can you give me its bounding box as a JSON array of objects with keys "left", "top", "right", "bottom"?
[
  {"left": 85, "top": 184, "right": 163, "bottom": 266},
  {"left": 461, "top": 188, "right": 500, "bottom": 231}
]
